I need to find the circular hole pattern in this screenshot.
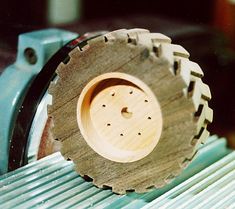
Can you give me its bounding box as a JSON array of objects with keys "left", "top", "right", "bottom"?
[{"left": 77, "top": 72, "right": 163, "bottom": 163}]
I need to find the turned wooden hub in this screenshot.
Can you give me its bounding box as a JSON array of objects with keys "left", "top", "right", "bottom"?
[{"left": 77, "top": 72, "right": 163, "bottom": 163}]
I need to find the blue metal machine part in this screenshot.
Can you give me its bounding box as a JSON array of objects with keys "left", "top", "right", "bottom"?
[
  {"left": 0, "top": 135, "right": 233, "bottom": 208},
  {"left": 0, "top": 29, "right": 78, "bottom": 174}
]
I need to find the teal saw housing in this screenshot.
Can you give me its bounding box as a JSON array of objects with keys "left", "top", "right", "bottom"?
[{"left": 0, "top": 29, "right": 77, "bottom": 174}]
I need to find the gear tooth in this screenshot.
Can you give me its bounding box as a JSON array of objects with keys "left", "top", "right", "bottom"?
[
  {"left": 181, "top": 150, "right": 198, "bottom": 167},
  {"left": 200, "top": 82, "right": 212, "bottom": 101},
  {"left": 151, "top": 33, "right": 171, "bottom": 43},
  {"left": 188, "top": 78, "right": 212, "bottom": 112},
  {"left": 102, "top": 184, "right": 112, "bottom": 190},
  {"left": 134, "top": 187, "right": 147, "bottom": 193},
  {"left": 206, "top": 107, "right": 213, "bottom": 124},
  {"left": 56, "top": 62, "right": 67, "bottom": 76},
  {"left": 80, "top": 44, "right": 90, "bottom": 51},
  {"left": 181, "top": 159, "right": 190, "bottom": 168},
  {"left": 174, "top": 45, "right": 190, "bottom": 58},
  {"left": 192, "top": 127, "right": 210, "bottom": 145},
  {"left": 201, "top": 129, "right": 210, "bottom": 144},
  {"left": 96, "top": 184, "right": 103, "bottom": 189},
  {"left": 152, "top": 42, "right": 161, "bottom": 57},
  {"left": 158, "top": 43, "right": 189, "bottom": 69},
  {"left": 92, "top": 178, "right": 100, "bottom": 185},
  {"left": 74, "top": 166, "right": 85, "bottom": 177},
  {"left": 109, "top": 29, "right": 148, "bottom": 45},
  {"left": 47, "top": 104, "right": 53, "bottom": 115},
  {"left": 191, "top": 137, "right": 198, "bottom": 146},
  {"left": 127, "top": 28, "right": 150, "bottom": 35},
  {"left": 60, "top": 142, "right": 70, "bottom": 156},
  {"left": 145, "top": 185, "right": 156, "bottom": 191},
  {"left": 184, "top": 150, "right": 193, "bottom": 160},
  {"left": 177, "top": 59, "right": 191, "bottom": 86},
  {"left": 127, "top": 35, "right": 138, "bottom": 45},
  {"left": 159, "top": 43, "right": 175, "bottom": 66},
  {"left": 172, "top": 44, "right": 190, "bottom": 58},
  {"left": 189, "top": 80, "right": 201, "bottom": 111},
  {"left": 112, "top": 187, "right": 125, "bottom": 195},
  {"left": 136, "top": 32, "right": 171, "bottom": 50},
  {"left": 48, "top": 81, "right": 56, "bottom": 95},
  {"left": 155, "top": 181, "right": 166, "bottom": 188},
  {"left": 68, "top": 46, "right": 83, "bottom": 58},
  {"left": 109, "top": 28, "right": 127, "bottom": 35},
  {"left": 172, "top": 169, "right": 182, "bottom": 177},
  {"left": 47, "top": 96, "right": 59, "bottom": 115},
  {"left": 62, "top": 153, "right": 71, "bottom": 161},
  {"left": 68, "top": 47, "right": 87, "bottom": 65},
  {"left": 105, "top": 29, "right": 140, "bottom": 45},
  {"left": 195, "top": 102, "right": 213, "bottom": 135},
  {"left": 178, "top": 157, "right": 188, "bottom": 168},
  {"left": 196, "top": 105, "right": 207, "bottom": 133},
  {"left": 190, "top": 61, "right": 204, "bottom": 78},
  {"left": 87, "top": 34, "right": 110, "bottom": 47},
  {"left": 103, "top": 34, "right": 115, "bottom": 42},
  {"left": 137, "top": 33, "right": 155, "bottom": 49},
  {"left": 105, "top": 29, "right": 129, "bottom": 42},
  {"left": 164, "top": 174, "right": 175, "bottom": 184},
  {"left": 138, "top": 33, "right": 171, "bottom": 44},
  {"left": 93, "top": 180, "right": 102, "bottom": 188}
]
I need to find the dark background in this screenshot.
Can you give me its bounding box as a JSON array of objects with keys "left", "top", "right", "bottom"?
[
  {"left": 0, "top": 1, "right": 215, "bottom": 26},
  {"left": 0, "top": 0, "right": 235, "bottom": 147}
]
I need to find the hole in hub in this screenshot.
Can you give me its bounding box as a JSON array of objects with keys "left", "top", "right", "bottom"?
[{"left": 121, "top": 107, "right": 133, "bottom": 119}]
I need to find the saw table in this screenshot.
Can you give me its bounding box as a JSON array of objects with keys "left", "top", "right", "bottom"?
[{"left": 0, "top": 135, "right": 234, "bottom": 208}]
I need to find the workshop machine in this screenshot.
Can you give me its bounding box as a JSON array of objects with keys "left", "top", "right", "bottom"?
[{"left": 0, "top": 28, "right": 234, "bottom": 208}]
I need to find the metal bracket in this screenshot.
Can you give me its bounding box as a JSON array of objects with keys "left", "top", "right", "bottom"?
[{"left": 0, "top": 29, "right": 77, "bottom": 174}]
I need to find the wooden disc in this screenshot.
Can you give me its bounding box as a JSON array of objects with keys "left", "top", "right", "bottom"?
[{"left": 48, "top": 29, "right": 213, "bottom": 194}]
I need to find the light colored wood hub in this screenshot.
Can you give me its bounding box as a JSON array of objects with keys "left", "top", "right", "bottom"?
[
  {"left": 77, "top": 73, "right": 163, "bottom": 162},
  {"left": 48, "top": 29, "right": 213, "bottom": 194}
]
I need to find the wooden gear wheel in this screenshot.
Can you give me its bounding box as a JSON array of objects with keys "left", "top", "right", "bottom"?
[{"left": 48, "top": 29, "right": 213, "bottom": 194}]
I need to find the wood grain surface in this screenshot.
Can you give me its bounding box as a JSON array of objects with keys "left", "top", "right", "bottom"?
[{"left": 48, "top": 29, "right": 212, "bottom": 194}]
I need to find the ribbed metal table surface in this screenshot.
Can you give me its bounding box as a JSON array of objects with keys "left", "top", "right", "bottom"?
[{"left": 0, "top": 136, "right": 233, "bottom": 209}]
